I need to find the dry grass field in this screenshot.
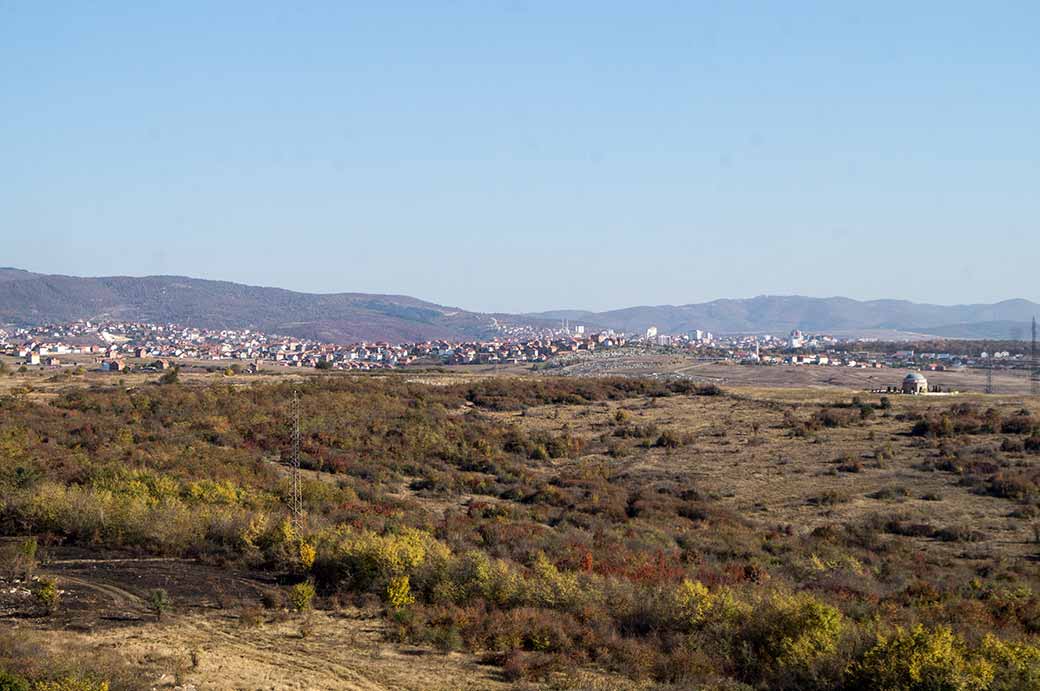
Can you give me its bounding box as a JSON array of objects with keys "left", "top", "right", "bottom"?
[
  {"left": 2, "top": 366, "right": 1040, "bottom": 689},
  {"left": 541, "top": 350, "right": 1034, "bottom": 395}
]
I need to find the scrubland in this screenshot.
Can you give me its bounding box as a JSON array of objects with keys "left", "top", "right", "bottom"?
[{"left": 2, "top": 372, "right": 1040, "bottom": 690}]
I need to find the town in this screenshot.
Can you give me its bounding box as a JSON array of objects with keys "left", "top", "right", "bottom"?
[{"left": 0, "top": 319, "right": 1028, "bottom": 377}]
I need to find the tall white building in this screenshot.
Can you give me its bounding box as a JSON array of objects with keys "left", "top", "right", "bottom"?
[{"left": 645, "top": 326, "right": 658, "bottom": 339}]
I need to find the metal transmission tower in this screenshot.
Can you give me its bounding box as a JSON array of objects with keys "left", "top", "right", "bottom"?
[
  {"left": 1032, "top": 316, "right": 1039, "bottom": 397},
  {"left": 289, "top": 389, "right": 303, "bottom": 532}
]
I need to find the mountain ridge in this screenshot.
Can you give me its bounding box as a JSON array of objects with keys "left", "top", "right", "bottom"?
[{"left": 0, "top": 269, "right": 1036, "bottom": 341}]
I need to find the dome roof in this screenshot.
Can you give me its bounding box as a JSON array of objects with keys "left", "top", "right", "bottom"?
[{"left": 904, "top": 372, "right": 927, "bottom": 382}]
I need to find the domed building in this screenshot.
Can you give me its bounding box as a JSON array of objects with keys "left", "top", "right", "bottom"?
[{"left": 902, "top": 372, "right": 928, "bottom": 395}]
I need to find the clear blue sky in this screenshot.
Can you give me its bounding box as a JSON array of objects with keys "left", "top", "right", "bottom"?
[{"left": 2, "top": 2, "right": 1038, "bottom": 312}]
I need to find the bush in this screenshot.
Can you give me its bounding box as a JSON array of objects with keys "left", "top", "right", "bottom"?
[
  {"left": 158, "top": 367, "right": 180, "bottom": 385},
  {"left": 31, "top": 678, "right": 109, "bottom": 691},
  {"left": 846, "top": 625, "right": 993, "bottom": 691},
  {"left": 673, "top": 579, "right": 748, "bottom": 630},
  {"left": 0, "top": 671, "right": 29, "bottom": 691},
  {"left": 289, "top": 582, "right": 316, "bottom": 612},
  {"left": 981, "top": 634, "right": 1040, "bottom": 691},
  {"left": 385, "top": 575, "right": 414, "bottom": 610},
  {"left": 32, "top": 577, "right": 60, "bottom": 615},
  {"left": 654, "top": 430, "right": 683, "bottom": 449},
  {"left": 737, "top": 592, "right": 844, "bottom": 682},
  {"left": 148, "top": 588, "right": 171, "bottom": 621}
]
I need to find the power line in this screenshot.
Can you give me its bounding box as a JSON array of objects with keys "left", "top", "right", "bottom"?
[
  {"left": 1032, "top": 316, "right": 1039, "bottom": 397},
  {"left": 290, "top": 388, "right": 303, "bottom": 533}
]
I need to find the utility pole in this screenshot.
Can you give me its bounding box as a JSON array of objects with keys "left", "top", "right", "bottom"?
[
  {"left": 290, "top": 389, "right": 303, "bottom": 533},
  {"left": 1032, "top": 316, "right": 1039, "bottom": 397}
]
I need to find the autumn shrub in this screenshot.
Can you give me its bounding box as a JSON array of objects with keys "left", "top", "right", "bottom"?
[
  {"left": 981, "top": 634, "right": 1040, "bottom": 690},
  {"left": 734, "top": 591, "right": 844, "bottom": 685},
  {"left": 31, "top": 678, "right": 110, "bottom": 691},
  {"left": 288, "top": 581, "right": 316, "bottom": 612},
  {"left": 846, "top": 625, "right": 993, "bottom": 691}
]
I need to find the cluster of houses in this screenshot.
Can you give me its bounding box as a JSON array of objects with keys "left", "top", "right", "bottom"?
[
  {"left": 2, "top": 320, "right": 1027, "bottom": 379},
  {"left": 0, "top": 320, "right": 632, "bottom": 373}
]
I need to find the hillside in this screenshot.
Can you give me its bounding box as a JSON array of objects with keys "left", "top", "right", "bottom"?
[
  {"left": 530, "top": 296, "right": 1040, "bottom": 339},
  {"left": 1, "top": 269, "right": 1036, "bottom": 340},
  {"left": 0, "top": 269, "right": 497, "bottom": 343}
]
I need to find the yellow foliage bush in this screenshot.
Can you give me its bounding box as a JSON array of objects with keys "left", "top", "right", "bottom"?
[
  {"left": 743, "top": 591, "right": 844, "bottom": 675},
  {"left": 289, "top": 581, "right": 315, "bottom": 611},
  {"left": 847, "top": 624, "right": 994, "bottom": 691},
  {"left": 187, "top": 479, "right": 243, "bottom": 505},
  {"left": 386, "top": 575, "right": 416, "bottom": 609},
  {"left": 674, "top": 579, "right": 749, "bottom": 629},
  {"left": 32, "top": 677, "right": 109, "bottom": 691},
  {"left": 318, "top": 527, "right": 447, "bottom": 591},
  {"left": 529, "top": 553, "right": 581, "bottom": 611},
  {"left": 298, "top": 541, "right": 316, "bottom": 571},
  {"left": 980, "top": 634, "right": 1040, "bottom": 691}
]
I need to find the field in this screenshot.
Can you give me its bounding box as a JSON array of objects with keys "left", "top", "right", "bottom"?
[
  {"left": 3, "top": 363, "right": 1040, "bottom": 690},
  {"left": 542, "top": 350, "right": 1034, "bottom": 395}
]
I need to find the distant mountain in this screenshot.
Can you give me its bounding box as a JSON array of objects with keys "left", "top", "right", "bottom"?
[
  {"left": 1, "top": 269, "right": 1035, "bottom": 341},
  {"left": 528, "top": 296, "right": 1040, "bottom": 340},
  {"left": 0, "top": 269, "right": 498, "bottom": 342}
]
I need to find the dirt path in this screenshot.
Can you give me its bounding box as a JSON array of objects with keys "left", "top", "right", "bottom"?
[
  {"left": 52, "top": 573, "right": 145, "bottom": 610},
  {"left": 87, "top": 610, "right": 511, "bottom": 690},
  {"left": 5, "top": 548, "right": 512, "bottom": 690}
]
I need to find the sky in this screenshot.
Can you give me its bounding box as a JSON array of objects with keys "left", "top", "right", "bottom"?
[{"left": 2, "top": 2, "right": 1038, "bottom": 313}]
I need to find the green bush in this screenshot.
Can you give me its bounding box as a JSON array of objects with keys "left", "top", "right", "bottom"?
[
  {"left": 0, "top": 670, "right": 29, "bottom": 691},
  {"left": 32, "top": 577, "right": 60, "bottom": 615},
  {"left": 148, "top": 589, "right": 171, "bottom": 621}
]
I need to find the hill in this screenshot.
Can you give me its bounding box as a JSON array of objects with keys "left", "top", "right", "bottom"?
[
  {"left": 530, "top": 296, "right": 1040, "bottom": 339},
  {"left": 0, "top": 269, "right": 497, "bottom": 342},
  {"left": 1, "top": 269, "right": 1035, "bottom": 341}
]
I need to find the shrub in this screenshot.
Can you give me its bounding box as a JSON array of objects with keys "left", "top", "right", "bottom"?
[
  {"left": 846, "top": 625, "right": 993, "bottom": 691},
  {"left": 981, "top": 634, "right": 1040, "bottom": 691},
  {"left": 737, "top": 592, "right": 844, "bottom": 681},
  {"left": 158, "top": 367, "right": 180, "bottom": 385},
  {"left": 385, "top": 575, "right": 415, "bottom": 610},
  {"left": 148, "top": 588, "right": 172, "bottom": 621},
  {"left": 673, "top": 579, "right": 748, "bottom": 630},
  {"left": 654, "top": 430, "right": 683, "bottom": 449},
  {"left": 31, "top": 678, "right": 109, "bottom": 691},
  {"left": 289, "top": 582, "right": 316, "bottom": 612},
  {"left": 32, "top": 577, "right": 60, "bottom": 615},
  {"left": 0, "top": 671, "right": 29, "bottom": 691}
]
